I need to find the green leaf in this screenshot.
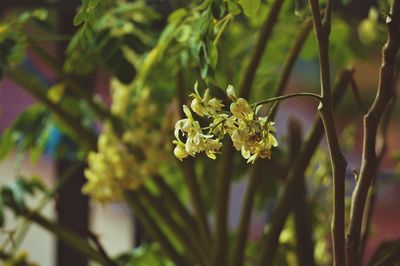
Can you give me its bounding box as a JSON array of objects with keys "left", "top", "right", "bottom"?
[
  {"left": 226, "top": 0, "right": 242, "bottom": 15},
  {"left": 8, "top": 180, "right": 26, "bottom": 213},
  {"left": 0, "top": 192, "right": 5, "bottom": 227},
  {"left": 208, "top": 43, "right": 218, "bottom": 69},
  {"left": 168, "top": 8, "right": 188, "bottom": 24},
  {"left": 174, "top": 25, "right": 191, "bottom": 43},
  {"left": 0, "top": 128, "right": 13, "bottom": 160},
  {"left": 238, "top": 0, "right": 261, "bottom": 17},
  {"left": 32, "top": 9, "right": 48, "bottom": 21},
  {"left": 47, "top": 83, "right": 66, "bottom": 103}
]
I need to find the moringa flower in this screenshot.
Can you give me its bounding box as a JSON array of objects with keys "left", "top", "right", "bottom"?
[
  {"left": 230, "top": 98, "right": 253, "bottom": 120},
  {"left": 189, "top": 83, "right": 224, "bottom": 117},
  {"left": 173, "top": 84, "right": 278, "bottom": 163}
]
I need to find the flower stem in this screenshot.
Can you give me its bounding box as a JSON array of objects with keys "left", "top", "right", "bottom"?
[{"left": 252, "top": 92, "right": 322, "bottom": 107}]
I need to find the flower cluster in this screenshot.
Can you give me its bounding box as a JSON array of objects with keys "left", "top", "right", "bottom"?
[
  {"left": 173, "top": 84, "right": 278, "bottom": 164},
  {"left": 83, "top": 85, "right": 168, "bottom": 203}
]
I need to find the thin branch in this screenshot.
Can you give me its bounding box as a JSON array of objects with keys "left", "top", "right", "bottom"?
[
  {"left": 359, "top": 92, "right": 396, "bottom": 265},
  {"left": 308, "top": 0, "right": 348, "bottom": 264},
  {"left": 257, "top": 69, "right": 353, "bottom": 266},
  {"left": 350, "top": 77, "right": 364, "bottom": 112},
  {"left": 270, "top": 16, "right": 314, "bottom": 117},
  {"left": 153, "top": 176, "right": 211, "bottom": 251},
  {"left": 239, "top": 0, "right": 285, "bottom": 99},
  {"left": 347, "top": 1, "right": 400, "bottom": 265},
  {"left": 230, "top": 162, "right": 263, "bottom": 266},
  {"left": 87, "top": 231, "right": 115, "bottom": 266},
  {"left": 212, "top": 1, "right": 285, "bottom": 264},
  {"left": 138, "top": 187, "right": 210, "bottom": 266},
  {"left": 28, "top": 39, "right": 126, "bottom": 133},
  {"left": 6, "top": 67, "right": 97, "bottom": 150},
  {"left": 289, "top": 118, "right": 316, "bottom": 266},
  {"left": 17, "top": 210, "right": 114, "bottom": 265},
  {"left": 252, "top": 92, "right": 322, "bottom": 107},
  {"left": 124, "top": 191, "right": 190, "bottom": 266}
]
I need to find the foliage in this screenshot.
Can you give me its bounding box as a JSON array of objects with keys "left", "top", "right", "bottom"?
[{"left": 0, "top": 0, "right": 399, "bottom": 265}]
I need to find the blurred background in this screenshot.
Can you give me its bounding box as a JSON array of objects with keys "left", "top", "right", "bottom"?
[{"left": 1, "top": 0, "right": 400, "bottom": 265}]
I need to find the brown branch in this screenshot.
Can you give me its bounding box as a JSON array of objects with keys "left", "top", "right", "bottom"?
[
  {"left": 290, "top": 118, "right": 316, "bottom": 266},
  {"left": 350, "top": 77, "right": 364, "bottom": 112},
  {"left": 269, "top": 16, "right": 314, "bottom": 117},
  {"left": 230, "top": 162, "right": 263, "bottom": 266},
  {"left": 257, "top": 69, "right": 353, "bottom": 266},
  {"left": 346, "top": 1, "right": 400, "bottom": 265},
  {"left": 307, "top": 1, "right": 348, "bottom": 264},
  {"left": 239, "top": 0, "right": 285, "bottom": 99}
]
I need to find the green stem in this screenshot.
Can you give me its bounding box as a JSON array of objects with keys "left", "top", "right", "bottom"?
[
  {"left": 138, "top": 187, "right": 210, "bottom": 265},
  {"left": 153, "top": 176, "right": 211, "bottom": 253},
  {"left": 4, "top": 163, "right": 83, "bottom": 252},
  {"left": 124, "top": 191, "right": 190, "bottom": 266},
  {"left": 213, "top": 14, "right": 233, "bottom": 46},
  {"left": 20, "top": 211, "right": 114, "bottom": 265}
]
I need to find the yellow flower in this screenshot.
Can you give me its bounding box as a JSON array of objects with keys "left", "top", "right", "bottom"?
[
  {"left": 230, "top": 98, "right": 253, "bottom": 120},
  {"left": 226, "top": 84, "right": 237, "bottom": 101}
]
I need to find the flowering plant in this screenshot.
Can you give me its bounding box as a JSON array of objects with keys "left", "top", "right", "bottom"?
[{"left": 0, "top": 0, "right": 399, "bottom": 266}]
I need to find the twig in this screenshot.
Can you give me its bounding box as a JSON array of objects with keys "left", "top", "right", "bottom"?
[
  {"left": 124, "top": 191, "right": 190, "bottom": 266},
  {"left": 138, "top": 187, "right": 210, "bottom": 265},
  {"left": 239, "top": 0, "right": 285, "bottom": 99},
  {"left": 153, "top": 176, "right": 211, "bottom": 251},
  {"left": 346, "top": 1, "right": 400, "bottom": 264},
  {"left": 87, "top": 231, "right": 116, "bottom": 266},
  {"left": 358, "top": 78, "right": 397, "bottom": 265},
  {"left": 28, "top": 39, "right": 126, "bottom": 133},
  {"left": 19, "top": 210, "right": 113, "bottom": 265},
  {"left": 269, "top": 16, "right": 314, "bottom": 117},
  {"left": 350, "top": 77, "right": 364, "bottom": 112},
  {"left": 252, "top": 92, "right": 322, "bottom": 107},
  {"left": 257, "top": 69, "right": 353, "bottom": 266},
  {"left": 307, "top": 1, "right": 348, "bottom": 264},
  {"left": 290, "top": 118, "right": 316, "bottom": 266},
  {"left": 230, "top": 162, "right": 263, "bottom": 266},
  {"left": 6, "top": 67, "right": 97, "bottom": 150}
]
